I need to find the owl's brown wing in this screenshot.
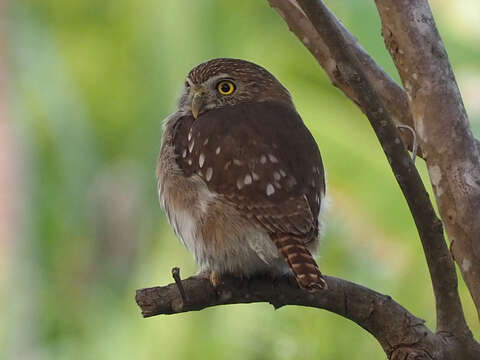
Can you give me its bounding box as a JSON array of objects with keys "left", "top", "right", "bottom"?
[{"left": 172, "top": 101, "right": 326, "bottom": 290}]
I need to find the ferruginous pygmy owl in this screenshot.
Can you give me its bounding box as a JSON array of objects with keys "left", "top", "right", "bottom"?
[{"left": 157, "top": 58, "right": 327, "bottom": 291}]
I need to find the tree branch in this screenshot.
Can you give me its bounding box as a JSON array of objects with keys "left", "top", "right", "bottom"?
[
  {"left": 267, "top": 0, "right": 422, "bottom": 157},
  {"left": 294, "top": 0, "right": 468, "bottom": 335},
  {"left": 136, "top": 273, "right": 480, "bottom": 359},
  {"left": 136, "top": 274, "right": 438, "bottom": 356},
  {"left": 374, "top": 0, "right": 480, "bottom": 322}
]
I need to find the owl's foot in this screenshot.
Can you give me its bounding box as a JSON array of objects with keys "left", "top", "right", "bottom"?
[
  {"left": 197, "top": 270, "right": 223, "bottom": 288},
  {"left": 209, "top": 271, "right": 222, "bottom": 287}
]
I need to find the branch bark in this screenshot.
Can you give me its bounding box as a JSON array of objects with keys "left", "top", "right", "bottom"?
[
  {"left": 267, "top": 0, "right": 422, "bottom": 157},
  {"left": 275, "top": 0, "right": 468, "bottom": 336},
  {"left": 136, "top": 275, "right": 435, "bottom": 357},
  {"left": 373, "top": 0, "right": 480, "bottom": 321},
  {"left": 136, "top": 274, "right": 479, "bottom": 359}
]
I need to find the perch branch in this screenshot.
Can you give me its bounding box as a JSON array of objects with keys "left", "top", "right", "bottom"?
[
  {"left": 296, "top": 0, "right": 468, "bottom": 335},
  {"left": 136, "top": 274, "right": 480, "bottom": 359},
  {"left": 136, "top": 274, "right": 438, "bottom": 357},
  {"left": 374, "top": 0, "right": 480, "bottom": 322}
]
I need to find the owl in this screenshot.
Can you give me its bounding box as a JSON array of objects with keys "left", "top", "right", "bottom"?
[{"left": 157, "top": 58, "right": 327, "bottom": 291}]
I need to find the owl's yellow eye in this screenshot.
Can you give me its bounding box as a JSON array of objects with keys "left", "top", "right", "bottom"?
[{"left": 217, "top": 81, "right": 235, "bottom": 95}]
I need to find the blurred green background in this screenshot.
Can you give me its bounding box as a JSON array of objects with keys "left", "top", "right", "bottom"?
[{"left": 1, "top": 0, "right": 479, "bottom": 359}]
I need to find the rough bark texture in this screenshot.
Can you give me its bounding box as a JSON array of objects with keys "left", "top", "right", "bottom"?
[
  {"left": 374, "top": 0, "right": 480, "bottom": 321},
  {"left": 137, "top": 1, "right": 480, "bottom": 359},
  {"left": 296, "top": 0, "right": 468, "bottom": 335},
  {"left": 137, "top": 275, "right": 436, "bottom": 357},
  {"left": 136, "top": 274, "right": 479, "bottom": 359}
]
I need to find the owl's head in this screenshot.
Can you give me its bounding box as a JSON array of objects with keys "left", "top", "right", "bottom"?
[{"left": 178, "top": 58, "right": 293, "bottom": 119}]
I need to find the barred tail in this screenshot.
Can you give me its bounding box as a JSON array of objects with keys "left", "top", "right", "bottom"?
[{"left": 273, "top": 235, "right": 327, "bottom": 291}]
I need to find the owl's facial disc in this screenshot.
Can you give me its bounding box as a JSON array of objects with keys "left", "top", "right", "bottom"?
[{"left": 186, "top": 75, "right": 236, "bottom": 119}]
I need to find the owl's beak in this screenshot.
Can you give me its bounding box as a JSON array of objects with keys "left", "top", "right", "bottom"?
[{"left": 191, "top": 91, "right": 204, "bottom": 120}]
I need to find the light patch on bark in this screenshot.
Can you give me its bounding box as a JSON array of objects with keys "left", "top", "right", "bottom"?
[
  {"left": 436, "top": 186, "right": 444, "bottom": 197},
  {"left": 462, "top": 258, "right": 472, "bottom": 272},
  {"left": 462, "top": 161, "right": 480, "bottom": 190},
  {"left": 287, "top": 0, "right": 306, "bottom": 17},
  {"left": 428, "top": 165, "right": 442, "bottom": 186},
  {"left": 404, "top": 80, "right": 412, "bottom": 94},
  {"left": 415, "top": 116, "right": 426, "bottom": 143},
  {"left": 325, "top": 58, "right": 337, "bottom": 73}
]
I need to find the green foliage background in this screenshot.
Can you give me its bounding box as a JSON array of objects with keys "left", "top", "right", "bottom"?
[{"left": 2, "top": 1, "right": 480, "bottom": 359}]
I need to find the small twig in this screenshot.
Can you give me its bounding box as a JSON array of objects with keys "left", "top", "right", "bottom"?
[
  {"left": 172, "top": 267, "right": 187, "bottom": 304},
  {"left": 397, "top": 125, "right": 418, "bottom": 164}
]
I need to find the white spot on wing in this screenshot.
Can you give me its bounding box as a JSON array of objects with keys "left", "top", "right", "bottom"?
[
  {"left": 188, "top": 140, "right": 194, "bottom": 153},
  {"left": 233, "top": 159, "right": 243, "bottom": 166},
  {"left": 205, "top": 167, "right": 213, "bottom": 181},
  {"left": 252, "top": 172, "right": 260, "bottom": 181},
  {"left": 215, "top": 147, "right": 221, "bottom": 155},
  {"left": 268, "top": 154, "right": 278, "bottom": 163},
  {"left": 237, "top": 178, "right": 244, "bottom": 190},
  {"left": 182, "top": 149, "right": 187, "bottom": 158},
  {"left": 199, "top": 153, "right": 205, "bottom": 168},
  {"left": 203, "top": 138, "right": 209, "bottom": 146},
  {"left": 266, "top": 184, "right": 275, "bottom": 196},
  {"left": 244, "top": 174, "right": 252, "bottom": 185},
  {"left": 260, "top": 155, "right": 267, "bottom": 164},
  {"left": 273, "top": 171, "right": 281, "bottom": 181}
]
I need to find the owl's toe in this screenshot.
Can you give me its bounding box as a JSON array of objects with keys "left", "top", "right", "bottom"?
[{"left": 209, "top": 271, "right": 223, "bottom": 288}]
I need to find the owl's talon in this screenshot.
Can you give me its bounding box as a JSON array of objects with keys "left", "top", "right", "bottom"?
[
  {"left": 196, "top": 270, "right": 224, "bottom": 288},
  {"left": 209, "top": 271, "right": 222, "bottom": 288}
]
